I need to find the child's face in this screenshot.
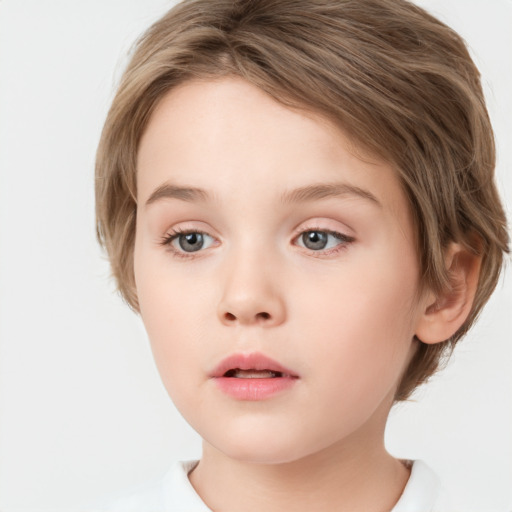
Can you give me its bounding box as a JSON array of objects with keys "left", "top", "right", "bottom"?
[{"left": 134, "top": 77, "right": 427, "bottom": 464}]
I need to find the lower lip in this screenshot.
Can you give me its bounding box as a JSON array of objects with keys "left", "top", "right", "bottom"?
[{"left": 213, "top": 376, "right": 297, "bottom": 400}]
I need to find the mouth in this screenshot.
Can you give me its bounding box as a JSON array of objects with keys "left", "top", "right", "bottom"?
[
  {"left": 211, "top": 352, "right": 299, "bottom": 379},
  {"left": 223, "top": 369, "right": 285, "bottom": 378},
  {"left": 211, "top": 352, "right": 299, "bottom": 400}
]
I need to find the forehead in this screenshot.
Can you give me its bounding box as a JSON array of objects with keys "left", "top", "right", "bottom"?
[
  {"left": 138, "top": 77, "right": 354, "bottom": 170},
  {"left": 136, "top": 77, "right": 408, "bottom": 218}
]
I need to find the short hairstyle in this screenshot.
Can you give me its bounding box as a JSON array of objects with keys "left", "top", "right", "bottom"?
[{"left": 95, "top": 0, "right": 509, "bottom": 401}]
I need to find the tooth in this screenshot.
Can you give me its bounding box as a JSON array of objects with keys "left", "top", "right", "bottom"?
[{"left": 233, "top": 369, "right": 278, "bottom": 378}]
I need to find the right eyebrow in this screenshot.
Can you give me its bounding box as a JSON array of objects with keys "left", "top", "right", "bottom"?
[{"left": 145, "top": 183, "right": 211, "bottom": 207}]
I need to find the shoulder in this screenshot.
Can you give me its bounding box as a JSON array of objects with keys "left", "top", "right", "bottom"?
[
  {"left": 87, "top": 460, "right": 210, "bottom": 512},
  {"left": 392, "top": 460, "right": 452, "bottom": 512}
]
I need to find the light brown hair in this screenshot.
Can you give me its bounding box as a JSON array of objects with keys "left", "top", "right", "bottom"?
[{"left": 95, "top": 0, "right": 509, "bottom": 400}]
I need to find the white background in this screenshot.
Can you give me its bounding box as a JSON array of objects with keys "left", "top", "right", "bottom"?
[{"left": 0, "top": 1, "right": 510, "bottom": 510}]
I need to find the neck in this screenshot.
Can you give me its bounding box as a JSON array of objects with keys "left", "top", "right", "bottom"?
[{"left": 188, "top": 403, "right": 410, "bottom": 512}]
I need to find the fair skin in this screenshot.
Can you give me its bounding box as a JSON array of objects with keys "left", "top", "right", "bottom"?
[{"left": 133, "top": 77, "right": 477, "bottom": 512}]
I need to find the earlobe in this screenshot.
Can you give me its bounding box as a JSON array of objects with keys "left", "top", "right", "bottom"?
[{"left": 415, "top": 242, "right": 482, "bottom": 344}]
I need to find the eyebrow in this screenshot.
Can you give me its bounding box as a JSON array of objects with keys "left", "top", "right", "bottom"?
[
  {"left": 145, "top": 183, "right": 210, "bottom": 206},
  {"left": 280, "top": 182, "right": 382, "bottom": 207},
  {"left": 144, "top": 181, "right": 382, "bottom": 208}
]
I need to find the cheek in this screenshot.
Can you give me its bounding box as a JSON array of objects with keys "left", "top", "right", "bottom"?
[
  {"left": 296, "top": 249, "right": 418, "bottom": 340},
  {"left": 138, "top": 282, "right": 203, "bottom": 358},
  {"left": 134, "top": 246, "right": 200, "bottom": 386},
  {"left": 293, "top": 248, "right": 420, "bottom": 389},
  {"left": 135, "top": 232, "right": 205, "bottom": 334}
]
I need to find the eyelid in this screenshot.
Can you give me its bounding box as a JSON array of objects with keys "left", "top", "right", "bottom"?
[{"left": 291, "top": 219, "right": 354, "bottom": 239}]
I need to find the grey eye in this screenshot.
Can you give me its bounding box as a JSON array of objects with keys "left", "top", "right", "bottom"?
[
  {"left": 301, "top": 231, "right": 329, "bottom": 250},
  {"left": 177, "top": 232, "right": 206, "bottom": 252},
  {"left": 297, "top": 229, "right": 352, "bottom": 252}
]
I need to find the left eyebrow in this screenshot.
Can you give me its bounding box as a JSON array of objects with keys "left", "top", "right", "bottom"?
[{"left": 280, "top": 182, "right": 382, "bottom": 208}]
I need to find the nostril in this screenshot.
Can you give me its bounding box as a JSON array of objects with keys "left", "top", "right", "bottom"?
[{"left": 221, "top": 311, "right": 272, "bottom": 323}]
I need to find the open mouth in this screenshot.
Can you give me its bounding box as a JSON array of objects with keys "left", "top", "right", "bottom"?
[
  {"left": 223, "top": 369, "right": 284, "bottom": 378},
  {"left": 211, "top": 352, "right": 299, "bottom": 380},
  {"left": 213, "top": 353, "right": 298, "bottom": 400}
]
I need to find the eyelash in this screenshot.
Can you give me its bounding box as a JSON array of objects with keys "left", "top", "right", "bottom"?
[{"left": 159, "top": 226, "right": 355, "bottom": 260}]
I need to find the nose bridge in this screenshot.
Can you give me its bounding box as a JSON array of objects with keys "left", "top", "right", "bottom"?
[{"left": 217, "top": 237, "right": 286, "bottom": 327}]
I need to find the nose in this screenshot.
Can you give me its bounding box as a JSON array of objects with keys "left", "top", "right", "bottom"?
[{"left": 217, "top": 250, "right": 286, "bottom": 327}]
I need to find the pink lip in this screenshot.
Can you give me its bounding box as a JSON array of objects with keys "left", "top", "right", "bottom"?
[
  {"left": 211, "top": 352, "right": 299, "bottom": 401},
  {"left": 211, "top": 352, "right": 299, "bottom": 378}
]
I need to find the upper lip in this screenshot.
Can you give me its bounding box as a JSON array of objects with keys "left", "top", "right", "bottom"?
[{"left": 211, "top": 352, "right": 299, "bottom": 378}]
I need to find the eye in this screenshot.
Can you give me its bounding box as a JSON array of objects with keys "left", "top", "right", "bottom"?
[
  {"left": 160, "top": 228, "right": 216, "bottom": 257},
  {"left": 295, "top": 229, "right": 354, "bottom": 254},
  {"left": 160, "top": 226, "right": 354, "bottom": 259}
]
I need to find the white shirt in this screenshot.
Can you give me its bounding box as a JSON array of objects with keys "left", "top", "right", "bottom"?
[{"left": 91, "top": 459, "right": 452, "bottom": 512}]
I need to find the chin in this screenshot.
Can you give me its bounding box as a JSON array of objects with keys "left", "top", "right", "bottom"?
[
  {"left": 219, "top": 444, "right": 307, "bottom": 465},
  {"left": 203, "top": 423, "right": 333, "bottom": 466}
]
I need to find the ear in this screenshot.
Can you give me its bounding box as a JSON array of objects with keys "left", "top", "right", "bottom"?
[{"left": 415, "top": 242, "right": 482, "bottom": 344}]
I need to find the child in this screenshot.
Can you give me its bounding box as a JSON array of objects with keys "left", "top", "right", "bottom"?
[{"left": 93, "top": 0, "right": 509, "bottom": 510}]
